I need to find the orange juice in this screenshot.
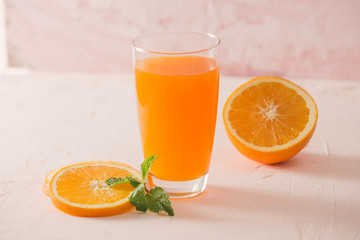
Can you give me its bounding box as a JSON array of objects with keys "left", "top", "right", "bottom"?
[{"left": 135, "top": 56, "right": 219, "bottom": 181}]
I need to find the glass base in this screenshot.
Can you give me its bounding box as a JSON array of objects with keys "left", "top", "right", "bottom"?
[{"left": 148, "top": 173, "right": 208, "bottom": 199}]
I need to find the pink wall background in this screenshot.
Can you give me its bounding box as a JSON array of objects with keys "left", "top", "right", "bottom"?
[{"left": 5, "top": 0, "right": 360, "bottom": 79}]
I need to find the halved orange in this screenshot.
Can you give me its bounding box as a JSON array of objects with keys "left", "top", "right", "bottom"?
[
  {"left": 48, "top": 161, "right": 141, "bottom": 217},
  {"left": 223, "top": 76, "right": 318, "bottom": 164}
]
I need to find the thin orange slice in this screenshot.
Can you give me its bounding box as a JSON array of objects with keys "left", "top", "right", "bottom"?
[
  {"left": 43, "top": 161, "right": 130, "bottom": 197},
  {"left": 48, "top": 161, "right": 141, "bottom": 217},
  {"left": 223, "top": 76, "right": 318, "bottom": 164},
  {"left": 43, "top": 167, "right": 61, "bottom": 196}
]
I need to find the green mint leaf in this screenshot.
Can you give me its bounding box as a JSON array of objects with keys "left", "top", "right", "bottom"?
[
  {"left": 106, "top": 177, "right": 126, "bottom": 186},
  {"left": 106, "top": 176, "right": 141, "bottom": 188},
  {"left": 147, "top": 186, "right": 174, "bottom": 216},
  {"left": 127, "top": 177, "right": 142, "bottom": 188},
  {"left": 141, "top": 155, "right": 157, "bottom": 182},
  {"left": 129, "top": 184, "right": 148, "bottom": 212},
  {"left": 145, "top": 194, "right": 163, "bottom": 213}
]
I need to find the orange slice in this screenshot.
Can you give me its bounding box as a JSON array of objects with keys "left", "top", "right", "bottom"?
[
  {"left": 43, "top": 167, "right": 61, "bottom": 196},
  {"left": 48, "top": 161, "right": 141, "bottom": 217},
  {"left": 43, "top": 161, "right": 130, "bottom": 197},
  {"left": 223, "top": 76, "right": 318, "bottom": 164}
]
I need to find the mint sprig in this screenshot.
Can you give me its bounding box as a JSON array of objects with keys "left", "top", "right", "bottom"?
[{"left": 105, "top": 156, "right": 174, "bottom": 216}]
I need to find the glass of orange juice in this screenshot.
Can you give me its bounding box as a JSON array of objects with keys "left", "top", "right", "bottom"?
[{"left": 132, "top": 32, "right": 220, "bottom": 198}]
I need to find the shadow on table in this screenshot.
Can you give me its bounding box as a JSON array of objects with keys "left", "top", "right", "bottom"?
[
  {"left": 281, "top": 152, "right": 360, "bottom": 181},
  {"left": 174, "top": 152, "right": 360, "bottom": 225},
  {"left": 174, "top": 184, "right": 358, "bottom": 226}
]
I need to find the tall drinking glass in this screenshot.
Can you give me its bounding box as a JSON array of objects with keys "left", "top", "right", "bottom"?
[{"left": 132, "top": 32, "right": 220, "bottom": 198}]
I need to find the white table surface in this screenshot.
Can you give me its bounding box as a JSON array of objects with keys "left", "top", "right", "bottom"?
[{"left": 0, "top": 72, "right": 359, "bottom": 240}]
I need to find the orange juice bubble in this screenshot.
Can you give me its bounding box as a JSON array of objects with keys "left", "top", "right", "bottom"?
[
  {"left": 135, "top": 56, "right": 219, "bottom": 181},
  {"left": 132, "top": 32, "right": 220, "bottom": 198}
]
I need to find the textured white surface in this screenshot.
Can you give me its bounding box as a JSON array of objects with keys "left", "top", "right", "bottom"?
[{"left": 0, "top": 72, "right": 359, "bottom": 239}]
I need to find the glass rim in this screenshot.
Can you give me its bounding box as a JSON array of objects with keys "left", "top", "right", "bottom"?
[{"left": 132, "top": 31, "right": 221, "bottom": 55}]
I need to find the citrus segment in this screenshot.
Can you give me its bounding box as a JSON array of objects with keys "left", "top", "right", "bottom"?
[
  {"left": 223, "top": 77, "right": 318, "bottom": 164},
  {"left": 49, "top": 161, "right": 141, "bottom": 217}
]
